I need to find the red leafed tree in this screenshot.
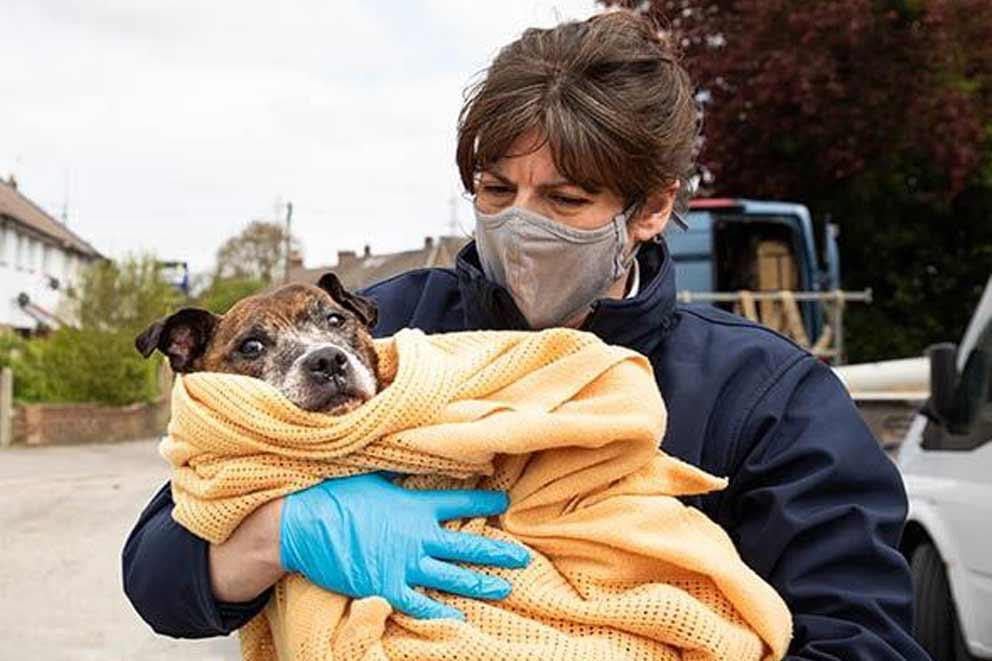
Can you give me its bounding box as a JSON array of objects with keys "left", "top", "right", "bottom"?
[{"left": 601, "top": 0, "right": 992, "bottom": 361}]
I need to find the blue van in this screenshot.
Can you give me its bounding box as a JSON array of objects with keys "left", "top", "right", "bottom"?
[{"left": 667, "top": 198, "right": 843, "bottom": 351}]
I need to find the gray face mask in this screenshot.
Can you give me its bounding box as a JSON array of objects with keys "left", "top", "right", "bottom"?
[{"left": 474, "top": 205, "right": 637, "bottom": 329}]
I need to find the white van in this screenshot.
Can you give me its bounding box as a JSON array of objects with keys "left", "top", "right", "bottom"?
[{"left": 898, "top": 275, "right": 992, "bottom": 660}]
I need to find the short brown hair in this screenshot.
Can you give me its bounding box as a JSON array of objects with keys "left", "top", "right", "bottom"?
[{"left": 456, "top": 10, "right": 699, "bottom": 213}]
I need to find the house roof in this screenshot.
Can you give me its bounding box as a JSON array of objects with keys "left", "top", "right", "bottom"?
[
  {"left": 0, "top": 177, "right": 102, "bottom": 258},
  {"left": 287, "top": 235, "right": 471, "bottom": 291}
]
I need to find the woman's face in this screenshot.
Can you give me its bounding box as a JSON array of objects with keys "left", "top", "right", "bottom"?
[{"left": 475, "top": 131, "right": 677, "bottom": 242}]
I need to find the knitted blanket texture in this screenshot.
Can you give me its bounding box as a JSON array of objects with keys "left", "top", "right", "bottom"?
[{"left": 161, "top": 328, "right": 792, "bottom": 660}]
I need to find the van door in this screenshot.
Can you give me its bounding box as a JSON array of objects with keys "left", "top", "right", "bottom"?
[{"left": 916, "top": 314, "right": 992, "bottom": 650}]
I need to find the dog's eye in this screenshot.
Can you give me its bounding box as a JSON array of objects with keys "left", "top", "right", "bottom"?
[
  {"left": 326, "top": 313, "right": 346, "bottom": 328},
  {"left": 239, "top": 339, "right": 265, "bottom": 357}
]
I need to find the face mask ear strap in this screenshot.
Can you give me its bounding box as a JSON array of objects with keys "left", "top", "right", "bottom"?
[
  {"left": 616, "top": 202, "right": 637, "bottom": 225},
  {"left": 610, "top": 204, "right": 638, "bottom": 279}
]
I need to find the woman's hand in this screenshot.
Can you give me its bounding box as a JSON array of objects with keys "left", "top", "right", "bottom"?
[
  {"left": 208, "top": 496, "right": 286, "bottom": 604},
  {"left": 279, "top": 473, "right": 531, "bottom": 620}
]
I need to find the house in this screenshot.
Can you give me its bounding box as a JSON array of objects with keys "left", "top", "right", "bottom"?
[
  {"left": 287, "top": 235, "right": 471, "bottom": 291},
  {"left": 0, "top": 176, "right": 103, "bottom": 334}
]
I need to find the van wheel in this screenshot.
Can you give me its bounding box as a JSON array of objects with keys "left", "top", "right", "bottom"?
[{"left": 910, "top": 543, "right": 975, "bottom": 661}]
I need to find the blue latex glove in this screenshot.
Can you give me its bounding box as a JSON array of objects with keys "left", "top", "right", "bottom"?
[{"left": 279, "top": 473, "right": 531, "bottom": 620}]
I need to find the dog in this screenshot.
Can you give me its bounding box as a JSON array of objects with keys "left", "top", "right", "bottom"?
[{"left": 135, "top": 272, "right": 380, "bottom": 414}]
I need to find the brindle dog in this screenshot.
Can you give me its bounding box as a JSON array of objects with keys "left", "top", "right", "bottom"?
[{"left": 135, "top": 273, "right": 380, "bottom": 414}]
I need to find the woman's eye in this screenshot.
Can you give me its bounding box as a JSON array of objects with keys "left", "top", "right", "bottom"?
[
  {"left": 239, "top": 339, "right": 264, "bottom": 357},
  {"left": 551, "top": 194, "right": 588, "bottom": 207},
  {"left": 327, "top": 313, "right": 346, "bottom": 328},
  {"left": 480, "top": 184, "right": 513, "bottom": 196}
]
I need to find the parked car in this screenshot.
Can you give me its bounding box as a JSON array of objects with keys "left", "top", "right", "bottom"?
[{"left": 898, "top": 274, "right": 992, "bottom": 660}]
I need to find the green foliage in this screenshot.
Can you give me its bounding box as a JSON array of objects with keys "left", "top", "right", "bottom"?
[
  {"left": 0, "top": 332, "right": 28, "bottom": 373},
  {"left": 195, "top": 276, "right": 267, "bottom": 314},
  {"left": 4, "top": 254, "right": 178, "bottom": 405},
  {"left": 76, "top": 256, "right": 181, "bottom": 334},
  {"left": 3, "top": 328, "right": 159, "bottom": 405}
]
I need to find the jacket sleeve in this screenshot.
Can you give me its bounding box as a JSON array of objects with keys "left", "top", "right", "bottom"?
[
  {"left": 122, "top": 481, "right": 272, "bottom": 638},
  {"left": 714, "top": 355, "right": 929, "bottom": 660}
]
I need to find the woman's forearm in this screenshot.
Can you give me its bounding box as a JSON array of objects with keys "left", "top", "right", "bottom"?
[{"left": 208, "top": 497, "right": 286, "bottom": 603}]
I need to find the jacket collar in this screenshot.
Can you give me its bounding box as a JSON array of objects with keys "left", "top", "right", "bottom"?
[{"left": 455, "top": 239, "right": 678, "bottom": 357}]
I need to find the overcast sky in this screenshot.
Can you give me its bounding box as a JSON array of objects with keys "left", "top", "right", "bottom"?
[{"left": 1, "top": 0, "right": 599, "bottom": 275}]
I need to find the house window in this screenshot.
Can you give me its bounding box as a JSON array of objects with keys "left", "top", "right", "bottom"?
[
  {"left": 49, "top": 249, "right": 62, "bottom": 280},
  {"left": 64, "top": 253, "right": 75, "bottom": 285},
  {"left": 0, "top": 225, "right": 7, "bottom": 265},
  {"left": 15, "top": 232, "right": 24, "bottom": 270}
]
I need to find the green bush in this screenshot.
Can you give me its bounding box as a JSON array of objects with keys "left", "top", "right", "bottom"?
[
  {"left": 0, "top": 333, "right": 28, "bottom": 386},
  {"left": 0, "top": 332, "right": 25, "bottom": 366},
  {"left": 2, "top": 254, "right": 177, "bottom": 406},
  {"left": 11, "top": 328, "right": 159, "bottom": 405},
  {"left": 1, "top": 328, "right": 161, "bottom": 405},
  {"left": 77, "top": 257, "right": 181, "bottom": 335}
]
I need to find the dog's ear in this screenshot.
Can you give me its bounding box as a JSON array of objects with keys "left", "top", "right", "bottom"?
[
  {"left": 135, "top": 308, "right": 219, "bottom": 373},
  {"left": 317, "top": 272, "right": 378, "bottom": 329}
]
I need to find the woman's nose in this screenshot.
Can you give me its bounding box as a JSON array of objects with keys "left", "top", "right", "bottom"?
[{"left": 511, "top": 188, "right": 542, "bottom": 214}]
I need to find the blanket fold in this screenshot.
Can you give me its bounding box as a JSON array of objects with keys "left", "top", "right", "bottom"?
[{"left": 162, "top": 328, "right": 791, "bottom": 660}]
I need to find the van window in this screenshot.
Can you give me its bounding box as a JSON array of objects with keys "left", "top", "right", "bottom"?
[{"left": 713, "top": 218, "right": 803, "bottom": 293}]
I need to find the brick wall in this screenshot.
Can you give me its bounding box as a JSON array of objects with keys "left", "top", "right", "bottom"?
[{"left": 12, "top": 398, "right": 171, "bottom": 446}]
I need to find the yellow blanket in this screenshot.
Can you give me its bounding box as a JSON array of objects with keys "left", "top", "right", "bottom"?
[{"left": 162, "top": 328, "right": 792, "bottom": 660}]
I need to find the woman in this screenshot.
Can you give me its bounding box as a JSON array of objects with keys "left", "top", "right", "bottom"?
[{"left": 123, "top": 11, "right": 926, "bottom": 659}]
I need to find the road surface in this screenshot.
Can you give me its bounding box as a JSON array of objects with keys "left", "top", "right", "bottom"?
[{"left": 0, "top": 439, "right": 239, "bottom": 660}]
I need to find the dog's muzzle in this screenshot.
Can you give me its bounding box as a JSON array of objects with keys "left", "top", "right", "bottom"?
[
  {"left": 283, "top": 343, "right": 377, "bottom": 412},
  {"left": 304, "top": 346, "right": 351, "bottom": 385}
]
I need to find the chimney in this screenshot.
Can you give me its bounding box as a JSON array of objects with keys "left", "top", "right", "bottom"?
[
  {"left": 363, "top": 244, "right": 371, "bottom": 258},
  {"left": 424, "top": 236, "right": 434, "bottom": 249},
  {"left": 7, "top": 174, "right": 17, "bottom": 190},
  {"left": 337, "top": 250, "right": 357, "bottom": 268},
  {"left": 288, "top": 249, "right": 304, "bottom": 270}
]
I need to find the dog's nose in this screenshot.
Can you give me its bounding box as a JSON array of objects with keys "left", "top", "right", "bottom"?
[{"left": 305, "top": 346, "right": 350, "bottom": 381}]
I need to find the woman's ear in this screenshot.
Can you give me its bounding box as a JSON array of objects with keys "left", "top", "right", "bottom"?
[{"left": 629, "top": 180, "right": 680, "bottom": 242}]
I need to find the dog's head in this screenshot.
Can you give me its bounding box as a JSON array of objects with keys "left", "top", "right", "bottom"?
[{"left": 136, "top": 272, "right": 380, "bottom": 414}]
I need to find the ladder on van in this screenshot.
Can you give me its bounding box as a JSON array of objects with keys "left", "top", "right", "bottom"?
[{"left": 676, "top": 289, "right": 873, "bottom": 365}]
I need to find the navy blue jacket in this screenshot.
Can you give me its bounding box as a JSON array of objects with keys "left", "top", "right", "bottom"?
[{"left": 122, "top": 241, "right": 928, "bottom": 660}]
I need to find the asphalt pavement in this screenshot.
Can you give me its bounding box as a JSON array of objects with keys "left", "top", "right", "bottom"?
[{"left": 0, "top": 439, "right": 240, "bottom": 660}]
